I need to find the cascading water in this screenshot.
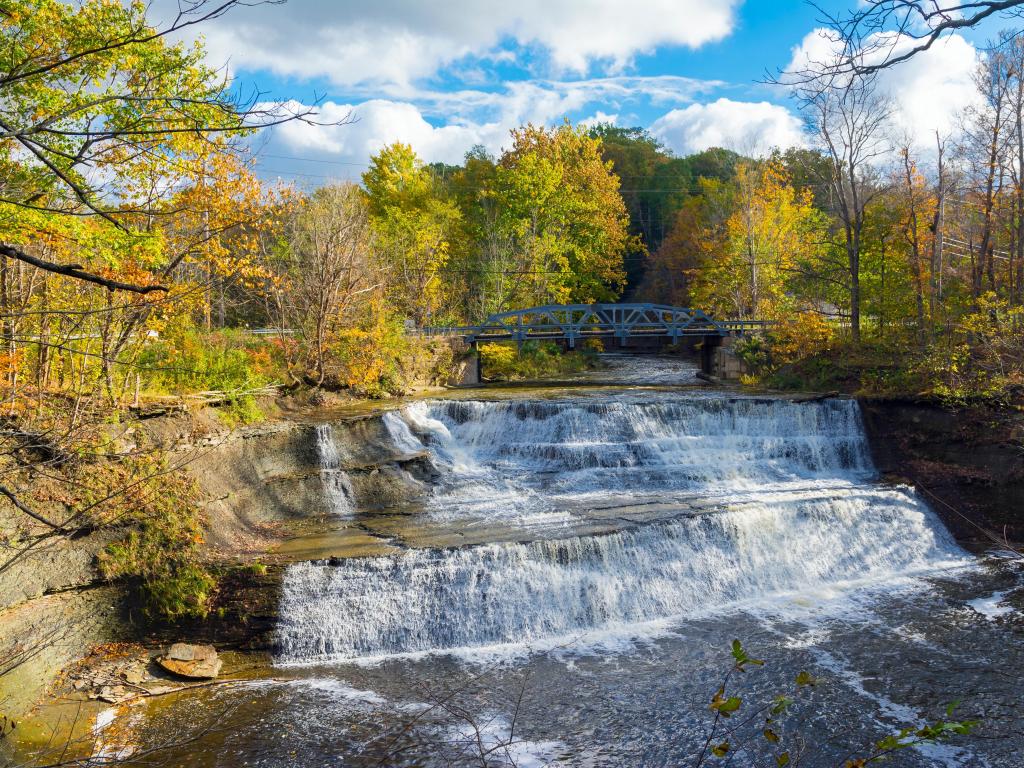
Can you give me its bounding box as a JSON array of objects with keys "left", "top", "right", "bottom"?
[
  {"left": 313, "top": 424, "right": 353, "bottom": 516},
  {"left": 279, "top": 397, "right": 966, "bottom": 663}
]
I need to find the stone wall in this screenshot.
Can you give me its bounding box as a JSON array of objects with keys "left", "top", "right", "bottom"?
[{"left": 710, "top": 337, "right": 748, "bottom": 380}]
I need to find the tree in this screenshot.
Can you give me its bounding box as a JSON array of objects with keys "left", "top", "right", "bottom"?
[
  {"left": 690, "top": 162, "right": 827, "bottom": 321},
  {"left": 446, "top": 146, "right": 517, "bottom": 319},
  {"left": 494, "top": 123, "right": 632, "bottom": 306},
  {"left": 795, "top": 67, "right": 893, "bottom": 341},
  {"left": 797, "top": 1, "right": 1024, "bottom": 78},
  {"left": 896, "top": 142, "right": 934, "bottom": 340},
  {"left": 589, "top": 125, "right": 690, "bottom": 292},
  {"left": 0, "top": 0, "right": 313, "bottom": 293},
  {"left": 363, "top": 143, "right": 462, "bottom": 325},
  {"left": 273, "top": 185, "right": 375, "bottom": 386},
  {"left": 960, "top": 41, "right": 1014, "bottom": 300}
]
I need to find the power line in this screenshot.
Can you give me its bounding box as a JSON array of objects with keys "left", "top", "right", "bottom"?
[{"left": 255, "top": 153, "right": 371, "bottom": 168}]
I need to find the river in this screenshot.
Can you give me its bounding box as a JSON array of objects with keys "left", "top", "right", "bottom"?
[{"left": 100, "top": 356, "right": 1023, "bottom": 766}]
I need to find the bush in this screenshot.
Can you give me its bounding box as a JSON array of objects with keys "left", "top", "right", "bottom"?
[
  {"left": 326, "top": 311, "right": 457, "bottom": 397},
  {"left": 479, "top": 341, "right": 598, "bottom": 381},
  {"left": 96, "top": 457, "right": 215, "bottom": 621},
  {"left": 138, "top": 329, "right": 278, "bottom": 395}
]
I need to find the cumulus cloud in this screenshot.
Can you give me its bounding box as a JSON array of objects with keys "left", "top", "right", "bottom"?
[
  {"left": 786, "top": 29, "right": 982, "bottom": 145},
  {"left": 163, "top": 0, "right": 739, "bottom": 89},
  {"left": 266, "top": 100, "right": 502, "bottom": 171},
  {"left": 650, "top": 98, "right": 806, "bottom": 156},
  {"left": 252, "top": 75, "right": 724, "bottom": 179}
]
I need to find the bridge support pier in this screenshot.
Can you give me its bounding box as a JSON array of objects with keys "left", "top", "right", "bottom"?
[{"left": 700, "top": 335, "right": 747, "bottom": 380}]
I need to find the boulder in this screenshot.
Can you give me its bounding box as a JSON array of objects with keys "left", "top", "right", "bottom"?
[{"left": 156, "top": 643, "right": 222, "bottom": 679}]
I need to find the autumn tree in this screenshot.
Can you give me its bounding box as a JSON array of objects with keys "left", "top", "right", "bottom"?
[
  {"left": 959, "top": 41, "right": 1014, "bottom": 300},
  {"left": 690, "top": 162, "right": 827, "bottom": 321},
  {"left": 0, "top": 0, "right": 314, "bottom": 629},
  {"left": 494, "top": 123, "right": 633, "bottom": 306},
  {"left": 274, "top": 185, "right": 376, "bottom": 385},
  {"left": 896, "top": 143, "right": 935, "bottom": 340},
  {"left": 363, "top": 143, "right": 462, "bottom": 325},
  {"left": 795, "top": 65, "right": 892, "bottom": 341},
  {"left": 0, "top": 0, "right": 309, "bottom": 291},
  {"left": 639, "top": 178, "right": 734, "bottom": 306},
  {"left": 444, "top": 147, "right": 518, "bottom": 319}
]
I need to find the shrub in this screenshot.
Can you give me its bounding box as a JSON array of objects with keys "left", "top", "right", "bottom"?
[
  {"left": 138, "top": 329, "right": 277, "bottom": 395},
  {"left": 96, "top": 457, "right": 215, "bottom": 621},
  {"left": 479, "top": 341, "right": 598, "bottom": 381}
]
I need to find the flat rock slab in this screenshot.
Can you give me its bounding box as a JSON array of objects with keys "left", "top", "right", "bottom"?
[{"left": 157, "top": 643, "right": 222, "bottom": 679}]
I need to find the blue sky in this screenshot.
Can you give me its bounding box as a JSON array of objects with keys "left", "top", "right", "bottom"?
[{"left": 168, "top": 0, "right": 1009, "bottom": 184}]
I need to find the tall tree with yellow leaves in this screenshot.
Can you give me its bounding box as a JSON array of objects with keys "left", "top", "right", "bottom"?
[
  {"left": 363, "top": 143, "right": 461, "bottom": 325},
  {"left": 691, "top": 162, "right": 827, "bottom": 321}
]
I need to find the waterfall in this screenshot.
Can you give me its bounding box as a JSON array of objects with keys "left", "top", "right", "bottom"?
[
  {"left": 313, "top": 424, "right": 353, "bottom": 516},
  {"left": 280, "top": 398, "right": 966, "bottom": 663},
  {"left": 385, "top": 397, "right": 877, "bottom": 520},
  {"left": 381, "top": 410, "right": 426, "bottom": 455}
]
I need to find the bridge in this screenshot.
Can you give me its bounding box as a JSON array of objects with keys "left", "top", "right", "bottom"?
[{"left": 422, "top": 303, "right": 769, "bottom": 348}]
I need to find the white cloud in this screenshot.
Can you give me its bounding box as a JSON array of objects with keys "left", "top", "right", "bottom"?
[
  {"left": 650, "top": 98, "right": 806, "bottom": 156},
  {"left": 253, "top": 75, "right": 723, "bottom": 179},
  {"left": 786, "top": 29, "right": 982, "bottom": 146},
  {"left": 164, "top": 0, "right": 739, "bottom": 89},
  {"left": 579, "top": 111, "right": 620, "bottom": 128},
  {"left": 267, "top": 100, "right": 502, "bottom": 170}
]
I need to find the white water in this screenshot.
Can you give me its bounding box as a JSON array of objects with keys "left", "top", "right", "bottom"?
[
  {"left": 313, "top": 424, "right": 353, "bottom": 516},
  {"left": 279, "top": 396, "right": 968, "bottom": 663},
  {"left": 384, "top": 397, "right": 877, "bottom": 521}
]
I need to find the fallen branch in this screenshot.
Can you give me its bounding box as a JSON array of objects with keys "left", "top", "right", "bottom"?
[{"left": 131, "top": 384, "right": 281, "bottom": 416}]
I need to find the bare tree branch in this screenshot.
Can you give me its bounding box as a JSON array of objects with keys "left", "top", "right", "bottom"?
[{"left": 0, "top": 244, "right": 168, "bottom": 294}]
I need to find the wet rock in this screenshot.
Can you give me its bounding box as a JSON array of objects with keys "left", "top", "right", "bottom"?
[
  {"left": 93, "top": 684, "right": 134, "bottom": 704},
  {"left": 156, "top": 643, "right": 222, "bottom": 679}
]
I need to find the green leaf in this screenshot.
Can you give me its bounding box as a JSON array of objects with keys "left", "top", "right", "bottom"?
[
  {"left": 764, "top": 727, "right": 780, "bottom": 743},
  {"left": 719, "top": 697, "right": 741, "bottom": 716},
  {"left": 795, "top": 670, "right": 817, "bottom": 687},
  {"left": 711, "top": 741, "right": 730, "bottom": 757},
  {"left": 730, "top": 638, "right": 764, "bottom": 669},
  {"left": 770, "top": 695, "right": 793, "bottom": 715},
  {"left": 776, "top": 752, "right": 790, "bottom": 767},
  {"left": 710, "top": 687, "right": 743, "bottom": 717}
]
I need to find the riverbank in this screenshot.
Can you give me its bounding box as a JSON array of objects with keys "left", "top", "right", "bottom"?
[{"left": 860, "top": 396, "right": 1024, "bottom": 547}]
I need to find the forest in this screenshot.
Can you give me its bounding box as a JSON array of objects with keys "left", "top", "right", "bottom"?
[{"left": 1, "top": 0, "right": 1024, "bottom": 620}]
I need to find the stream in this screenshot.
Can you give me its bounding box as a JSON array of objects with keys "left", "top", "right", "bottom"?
[{"left": 97, "top": 356, "right": 1024, "bottom": 766}]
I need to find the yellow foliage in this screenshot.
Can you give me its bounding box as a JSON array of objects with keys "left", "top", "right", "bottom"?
[{"left": 770, "top": 311, "right": 835, "bottom": 366}]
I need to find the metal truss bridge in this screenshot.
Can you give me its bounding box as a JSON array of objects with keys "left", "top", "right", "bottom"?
[{"left": 421, "top": 303, "right": 769, "bottom": 347}]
